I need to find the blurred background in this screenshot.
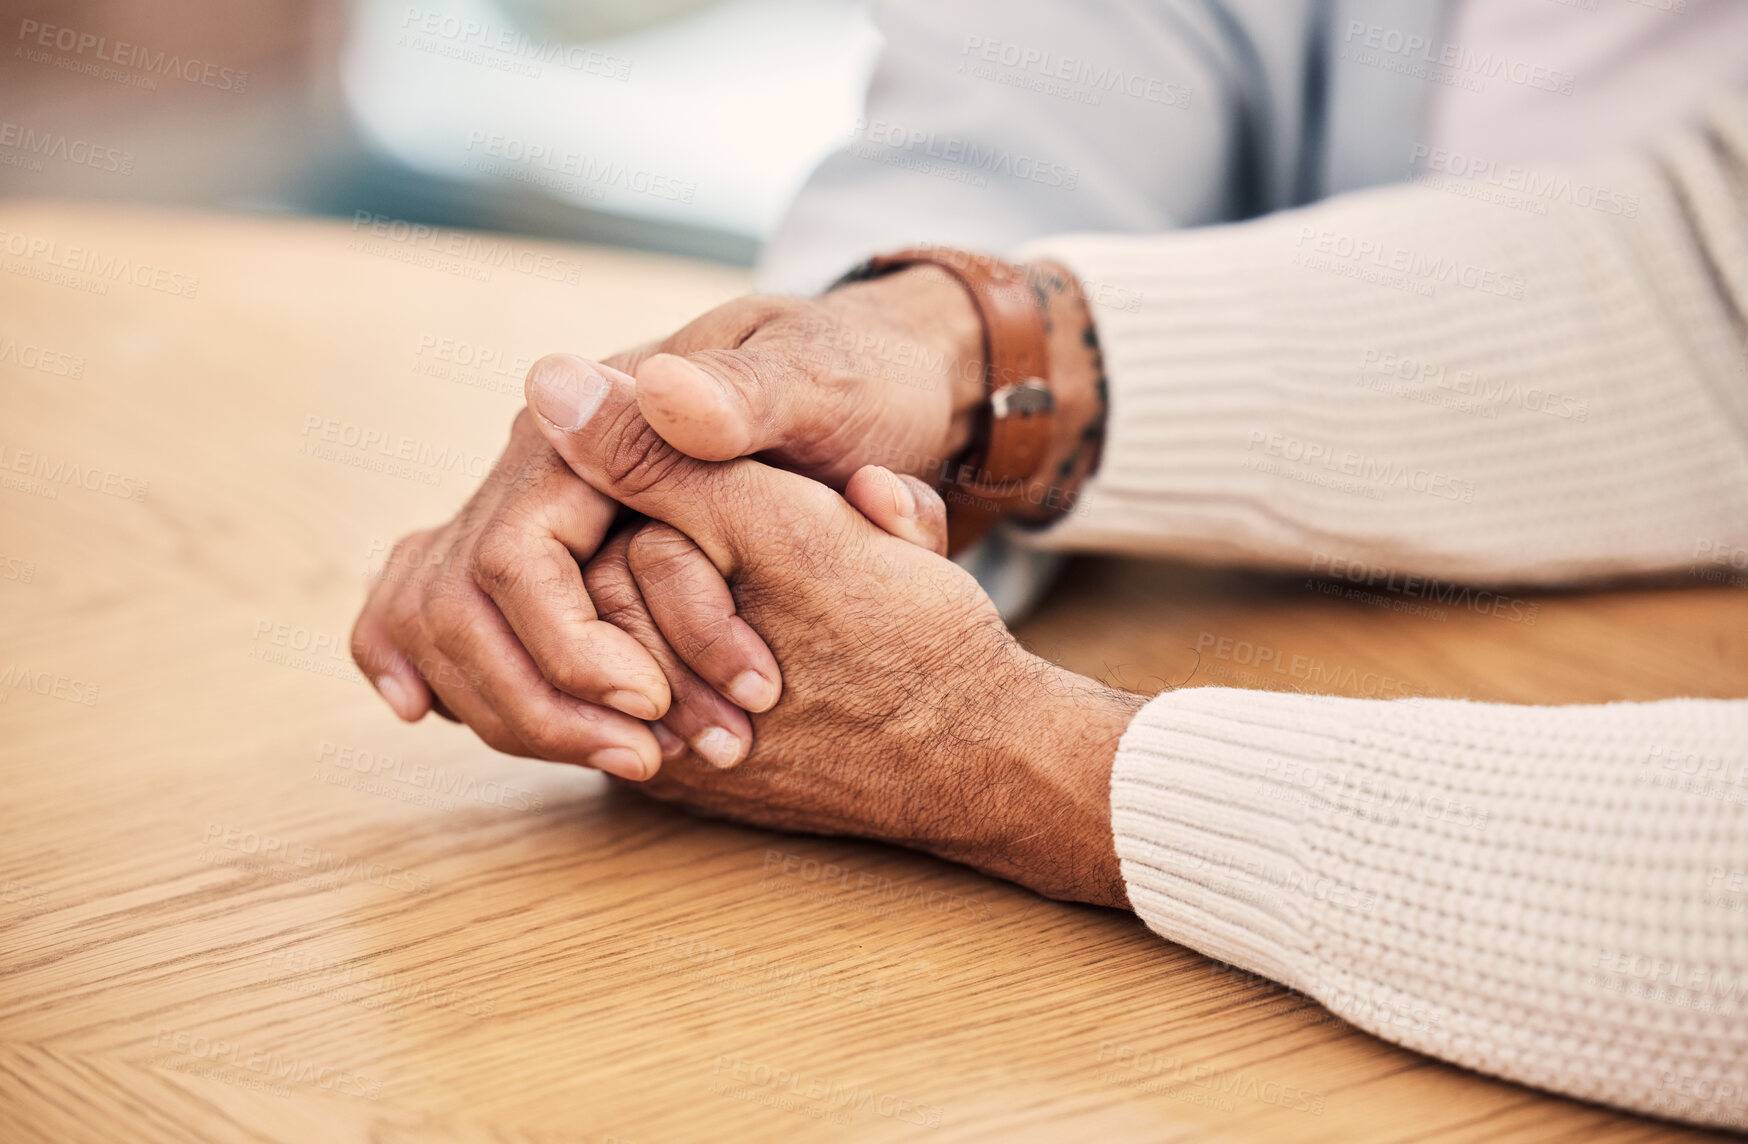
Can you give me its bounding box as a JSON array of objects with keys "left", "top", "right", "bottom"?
[{"left": 0, "top": 0, "right": 880, "bottom": 263}]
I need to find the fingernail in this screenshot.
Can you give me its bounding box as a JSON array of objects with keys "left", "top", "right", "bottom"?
[
  {"left": 726, "top": 670, "right": 779, "bottom": 713},
  {"left": 588, "top": 747, "right": 649, "bottom": 781},
  {"left": 528, "top": 356, "right": 608, "bottom": 431},
  {"left": 890, "top": 470, "right": 917, "bottom": 519},
  {"left": 652, "top": 722, "right": 688, "bottom": 760},
  {"left": 692, "top": 727, "right": 747, "bottom": 769},
  {"left": 606, "top": 688, "right": 662, "bottom": 721},
  {"left": 374, "top": 674, "right": 414, "bottom": 720}
]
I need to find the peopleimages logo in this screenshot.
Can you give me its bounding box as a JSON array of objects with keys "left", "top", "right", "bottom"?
[
  {"left": 1193, "top": 631, "right": 1424, "bottom": 699},
  {"left": 150, "top": 1027, "right": 382, "bottom": 1100},
  {"left": 315, "top": 740, "right": 546, "bottom": 813},
  {"left": 760, "top": 849, "right": 994, "bottom": 922},
  {"left": 0, "top": 663, "right": 99, "bottom": 706},
  {"left": 15, "top": 20, "right": 249, "bottom": 92},
  {"left": 1341, "top": 21, "right": 1576, "bottom": 95},
  {"left": 296, "top": 413, "right": 494, "bottom": 488},
  {"left": 399, "top": 7, "right": 632, "bottom": 80},
  {"left": 1409, "top": 144, "right": 1638, "bottom": 218},
  {"left": 710, "top": 1055, "right": 944, "bottom": 1128},
  {"left": 848, "top": 118, "right": 1079, "bottom": 190},
  {"left": 0, "top": 334, "right": 85, "bottom": 378},
  {"left": 347, "top": 211, "right": 584, "bottom": 284},
  {"left": 1097, "top": 1042, "right": 1326, "bottom": 1115},
  {"left": 463, "top": 130, "right": 696, "bottom": 204},
  {"left": 1309, "top": 552, "right": 1539, "bottom": 625},
  {"left": 957, "top": 36, "right": 1192, "bottom": 109},
  {"left": 0, "top": 227, "right": 200, "bottom": 299},
  {"left": 1246, "top": 430, "right": 1477, "bottom": 503},
  {"left": 0, "top": 442, "right": 150, "bottom": 502},
  {"left": 1357, "top": 348, "right": 1588, "bottom": 422},
  {"left": 200, "top": 822, "right": 432, "bottom": 895},
  {"left": 0, "top": 121, "right": 133, "bottom": 174},
  {"left": 1293, "top": 226, "right": 1526, "bottom": 300}
]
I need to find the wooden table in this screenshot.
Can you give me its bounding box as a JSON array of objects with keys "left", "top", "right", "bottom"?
[{"left": 1, "top": 201, "right": 1742, "bottom": 1143}]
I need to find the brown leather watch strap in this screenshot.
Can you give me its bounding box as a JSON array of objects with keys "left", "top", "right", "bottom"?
[{"left": 842, "top": 247, "right": 1055, "bottom": 552}]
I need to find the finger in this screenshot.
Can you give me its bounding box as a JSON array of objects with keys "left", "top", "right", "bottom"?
[
  {"left": 414, "top": 644, "right": 607, "bottom": 771},
  {"left": 405, "top": 645, "right": 514, "bottom": 743},
  {"left": 352, "top": 605, "right": 432, "bottom": 722},
  {"left": 524, "top": 354, "right": 844, "bottom": 577},
  {"left": 628, "top": 522, "right": 783, "bottom": 716},
  {"left": 585, "top": 528, "right": 756, "bottom": 769},
  {"left": 352, "top": 533, "right": 439, "bottom": 721},
  {"left": 844, "top": 465, "right": 949, "bottom": 557},
  {"left": 634, "top": 345, "right": 810, "bottom": 464},
  {"left": 421, "top": 579, "right": 663, "bottom": 779},
  {"left": 651, "top": 721, "right": 688, "bottom": 762},
  {"left": 471, "top": 446, "right": 670, "bottom": 720}
]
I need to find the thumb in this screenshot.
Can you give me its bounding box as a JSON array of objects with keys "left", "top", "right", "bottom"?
[
  {"left": 524, "top": 353, "right": 840, "bottom": 575},
  {"left": 844, "top": 466, "right": 949, "bottom": 557},
  {"left": 633, "top": 345, "right": 811, "bottom": 466}
]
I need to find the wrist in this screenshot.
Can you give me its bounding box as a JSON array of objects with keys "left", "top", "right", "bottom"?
[
  {"left": 821, "top": 264, "right": 986, "bottom": 467},
  {"left": 927, "top": 652, "right": 1143, "bottom": 909}
]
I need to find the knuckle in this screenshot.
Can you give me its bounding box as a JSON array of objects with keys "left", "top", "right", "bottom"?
[
  {"left": 423, "top": 587, "right": 481, "bottom": 652},
  {"left": 508, "top": 443, "right": 568, "bottom": 495},
  {"left": 470, "top": 518, "right": 527, "bottom": 596},
  {"left": 771, "top": 299, "right": 847, "bottom": 362},
  {"left": 589, "top": 576, "right": 647, "bottom": 632},
  {"left": 627, "top": 525, "right": 700, "bottom": 587},
  {"left": 507, "top": 703, "right": 567, "bottom": 758},
  {"left": 543, "top": 658, "right": 596, "bottom": 701},
  {"left": 416, "top": 653, "right": 481, "bottom": 697},
  {"left": 672, "top": 617, "right": 735, "bottom": 665},
  {"left": 582, "top": 544, "right": 632, "bottom": 598},
  {"left": 584, "top": 557, "right": 644, "bottom": 626},
  {"left": 602, "top": 408, "right": 694, "bottom": 499},
  {"left": 382, "top": 588, "right": 425, "bottom": 651}
]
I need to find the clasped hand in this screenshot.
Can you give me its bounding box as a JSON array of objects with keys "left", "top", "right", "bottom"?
[{"left": 350, "top": 279, "right": 1136, "bottom": 908}]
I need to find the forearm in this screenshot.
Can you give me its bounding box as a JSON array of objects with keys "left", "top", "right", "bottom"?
[{"left": 1013, "top": 98, "right": 1748, "bottom": 585}]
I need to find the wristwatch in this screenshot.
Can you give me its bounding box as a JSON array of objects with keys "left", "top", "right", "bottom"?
[{"left": 831, "top": 247, "right": 1056, "bottom": 554}]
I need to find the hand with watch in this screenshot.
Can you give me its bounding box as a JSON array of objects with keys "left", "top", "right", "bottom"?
[
  {"left": 827, "top": 248, "right": 1108, "bottom": 552},
  {"left": 351, "top": 245, "right": 1117, "bottom": 793},
  {"left": 578, "top": 245, "right": 1113, "bottom": 749}
]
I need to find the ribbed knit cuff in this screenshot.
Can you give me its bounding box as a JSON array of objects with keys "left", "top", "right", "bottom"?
[
  {"left": 1109, "top": 685, "right": 1362, "bottom": 994},
  {"left": 1108, "top": 685, "right": 1748, "bottom": 1130},
  {"left": 1010, "top": 229, "right": 1290, "bottom": 567}
]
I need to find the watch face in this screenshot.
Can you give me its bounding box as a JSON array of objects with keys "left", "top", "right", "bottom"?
[{"left": 990, "top": 381, "right": 1054, "bottom": 420}]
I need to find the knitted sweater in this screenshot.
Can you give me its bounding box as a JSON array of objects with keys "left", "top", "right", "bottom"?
[{"left": 1021, "top": 97, "right": 1748, "bottom": 1128}]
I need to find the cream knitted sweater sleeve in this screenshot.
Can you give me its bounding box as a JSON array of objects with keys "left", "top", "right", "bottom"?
[{"left": 1017, "top": 100, "right": 1748, "bottom": 1128}]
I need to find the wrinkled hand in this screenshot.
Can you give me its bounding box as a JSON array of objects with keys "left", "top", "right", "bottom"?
[
  {"left": 524, "top": 354, "right": 1141, "bottom": 907},
  {"left": 349, "top": 268, "right": 979, "bottom": 769},
  {"left": 621, "top": 259, "right": 1108, "bottom": 525},
  {"left": 620, "top": 265, "right": 987, "bottom": 486},
  {"left": 352, "top": 259, "right": 1104, "bottom": 782},
  {"left": 348, "top": 406, "right": 781, "bottom": 780}
]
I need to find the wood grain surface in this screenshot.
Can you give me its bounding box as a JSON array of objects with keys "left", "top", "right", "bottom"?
[{"left": 1, "top": 201, "right": 1743, "bottom": 1144}]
